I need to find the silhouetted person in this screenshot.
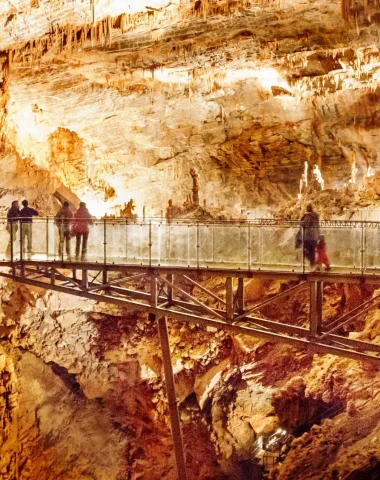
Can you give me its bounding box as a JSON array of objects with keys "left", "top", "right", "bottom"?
[
  {"left": 55, "top": 201, "right": 73, "bottom": 259},
  {"left": 6, "top": 200, "right": 20, "bottom": 258},
  {"left": 301, "top": 203, "right": 319, "bottom": 267},
  {"left": 20, "top": 199, "right": 38, "bottom": 254},
  {"left": 72, "top": 202, "right": 93, "bottom": 260}
]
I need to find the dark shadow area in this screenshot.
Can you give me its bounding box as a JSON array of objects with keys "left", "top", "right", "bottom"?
[{"left": 48, "top": 361, "right": 83, "bottom": 396}]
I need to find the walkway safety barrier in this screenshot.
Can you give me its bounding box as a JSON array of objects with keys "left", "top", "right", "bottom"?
[{"left": 2, "top": 217, "right": 380, "bottom": 273}]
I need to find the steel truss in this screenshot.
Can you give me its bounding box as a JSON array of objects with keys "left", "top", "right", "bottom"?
[
  {"left": 2, "top": 261, "right": 380, "bottom": 364},
  {"left": 3, "top": 261, "right": 380, "bottom": 480}
]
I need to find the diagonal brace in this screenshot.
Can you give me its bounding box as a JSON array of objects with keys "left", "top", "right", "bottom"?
[
  {"left": 158, "top": 276, "right": 225, "bottom": 320},
  {"left": 234, "top": 281, "right": 308, "bottom": 322},
  {"left": 320, "top": 292, "right": 380, "bottom": 338},
  {"left": 180, "top": 274, "right": 226, "bottom": 305}
]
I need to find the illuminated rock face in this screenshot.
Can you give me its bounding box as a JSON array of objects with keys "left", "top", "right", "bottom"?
[
  {"left": 1, "top": 0, "right": 380, "bottom": 214},
  {"left": 2, "top": 2, "right": 380, "bottom": 480}
]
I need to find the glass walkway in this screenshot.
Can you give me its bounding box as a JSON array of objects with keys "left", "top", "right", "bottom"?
[{"left": 1, "top": 217, "right": 380, "bottom": 274}]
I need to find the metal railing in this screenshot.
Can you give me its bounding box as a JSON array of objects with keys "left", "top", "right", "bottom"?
[{"left": 1, "top": 217, "right": 380, "bottom": 272}]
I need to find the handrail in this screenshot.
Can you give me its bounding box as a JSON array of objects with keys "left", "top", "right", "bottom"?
[{"left": 6, "top": 216, "right": 380, "bottom": 227}]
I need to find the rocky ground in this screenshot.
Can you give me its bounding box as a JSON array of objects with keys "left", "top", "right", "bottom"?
[{"left": 0, "top": 262, "right": 379, "bottom": 479}]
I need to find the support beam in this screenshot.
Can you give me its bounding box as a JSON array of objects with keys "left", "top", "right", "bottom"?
[
  {"left": 167, "top": 273, "right": 174, "bottom": 305},
  {"left": 181, "top": 274, "right": 226, "bottom": 306},
  {"left": 82, "top": 269, "right": 88, "bottom": 289},
  {"left": 310, "top": 281, "right": 323, "bottom": 337},
  {"left": 157, "top": 316, "right": 188, "bottom": 480},
  {"left": 159, "top": 276, "right": 224, "bottom": 320},
  {"left": 151, "top": 274, "right": 157, "bottom": 307},
  {"left": 234, "top": 281, "right": 307, "bottom": 322},
  {"left": 321, "top": 292, "right": 380, "bottom": 338},
  {"left": 3, "top": 270, "right": 380, "bottom": 363},
  {"left": 236, "top": 278, "right": 245, "bottom": 315},
  {"left": 226, "top": 277, "right": 233, "bottom": 322}
]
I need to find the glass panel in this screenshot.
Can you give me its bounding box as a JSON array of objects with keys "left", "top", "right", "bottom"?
[
  {"left": 363, "top": 225, "right": 380, "bottom": 270},
  {"left": 0, "top": 219, "right": 9, "bottom": 260},
  {"left": 139, "top": 223, "right": 150, "bottom": 263},
  {"left": 320, "top": 226, "right": 361, "bottom": 270},
  {"left": 0, "top": 218, "right": 375, "bottom": 274},
  {"left": 150, "top": 222, "right": 163, "bottom": 266},
  {"left": 260, "top": 224, "right": 302, "bottom": 270},
  {"left": 249, "top": 224, "right": 260, "bottom": 266},
  {"left": 198, "top": 224, "right": 213, "bottom": 266},
  {"left": 106, "top": 220, "right": 128, "bottom": 263},
  {"left": 159, "top": 222, "right": 192, "bottom": 266},
  {"left": 14, "top": 219, "right": 48, "bottom": 260},
  {"left": 82, "top": 220, "right": 105, "bottom": 262},
  {"left": 125, "top": 221, "right": 147, "bottom": 263}
]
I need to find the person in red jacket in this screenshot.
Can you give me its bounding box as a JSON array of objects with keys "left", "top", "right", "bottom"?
[
  {"left": 72, "top": 202, "right": 93, "bottom": 260},
  {"left": 315, "top": 235, "right": 331, "bottom": 271}
]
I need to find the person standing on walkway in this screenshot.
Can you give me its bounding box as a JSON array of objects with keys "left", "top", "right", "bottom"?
[
  {"left": 6, "top": 200, "right": 20, "bottom": 258},
  {"left": 301, "top": 203, "right": 319, "bottom": 267},
  {"left": 20, "top": 199, "right": 39, "bottom": 254},
  {"left": 72, "top": 202, "right": 93, "bottom": 260},
  {"left": 55, "top": 201, "right": 73, "bottom": 259}
]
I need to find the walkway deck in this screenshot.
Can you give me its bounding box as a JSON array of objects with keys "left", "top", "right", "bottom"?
[
  {"left": 0, "top": 217, "right": 379, "bottom": 364},
  {"left": 0, "top": 217, "right": 379, "bottom": 362}
]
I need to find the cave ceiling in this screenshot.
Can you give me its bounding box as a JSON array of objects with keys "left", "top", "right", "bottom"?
[{"left": 1, "top": 0, "right": 380, "bottom": 214}]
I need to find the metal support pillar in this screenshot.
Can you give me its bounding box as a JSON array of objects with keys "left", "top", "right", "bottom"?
[
  {"left": 151, "top": 274, "right": 157, "bottom": 307},
  {"left": 82, "top": 269, "right": 88, "bottom": 289},
  {"left": 236, "top": 278, "right": 244, "bottom": 315},
  {"left": 167, "top": 273, "right": 174, "bottom": 305},
  {"left": 310, "top": 280, "right": 323, "bottom": 337},
  {"left": 157, "top": 316, "right": 188, "bottom": 480},
  {"left": 226, "top": 277, "right": 233, "bottom": 322}
]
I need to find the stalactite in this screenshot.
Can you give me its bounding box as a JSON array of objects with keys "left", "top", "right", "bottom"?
[
  {"left": 0, "top": 52, "right": 10, "bottom": 155},
  {"left": 341, "top": 0, "right": 350, "bottom": 21}
]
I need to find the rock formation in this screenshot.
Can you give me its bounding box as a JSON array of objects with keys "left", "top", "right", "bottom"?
[{"left": 0, "top": 1, "right": 380, "bottom": 479}]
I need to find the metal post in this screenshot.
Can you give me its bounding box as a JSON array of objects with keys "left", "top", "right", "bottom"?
[
  {"left": 157, "top": 316, "right": 188, "bottom": 480},
  {"left": 10, "top": 221, "right": 15, "bottom": 276},
  {"left": 61, "top": 229, "right": 64, "bottom": 262},
  {"left": 125, "top": 218, "right": 129, "bottom": 261},
  {"left": 167, "top": 273, "right": 174, "bottom": 305},
  {"left": 82, "top": 269, "right": 88, "bottom": 289},
  {"left": 247, "top": 223, "right": 251, "bottom": 271},
  {"left": 212, "top": 222, "right": 215, "bottom": 264},
  {"left": 226, "top": 277, "right": 233, "bottom": 322},
  {"left": 51, "top": 267, "right": 55, "bottom": 285},
  {"left": 236, "top": 277, "right": 245, "bottom": 315},
  {"left": 60, "top": 220, "right": 64, "bottom": 263},
  {"left": 196, "top": 222, "right": 200, "bottom": 269},
  {"left": 151, "top": 274, "right": 157, "bottom": 307},
  {"left": 149, "top": 220, "right": 152, "bottom": 267},
  {"left": 301, "top": 224, "right": 305, "bottom": 273},
  {"left": 46, "top": 217, "right": 49, "bottom": 258},
  {"left": 19, "top": 221, "right": 23, "bottom": 262},
  {"left": 187, "top": 225, "right": 190, "bottom": 267},
  {"left": 361, "top": 222, "right": 364, "bottom": 273},
  {"left": 310, "top": 280, "right": 323, "bottom": 337},
  {"left": 139, "top": 222, "right": 143, "bottom": 262},
  {"left": 103, "top": 219, "right": 107, "bottom": 265}
]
